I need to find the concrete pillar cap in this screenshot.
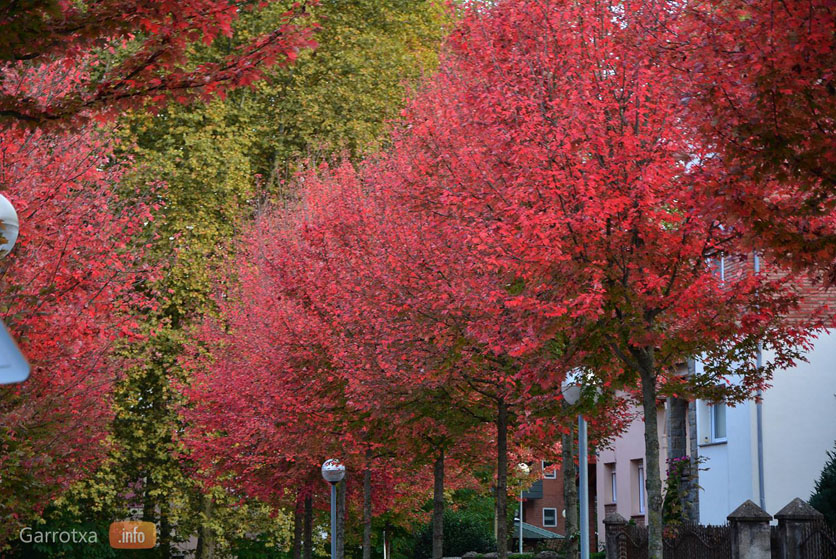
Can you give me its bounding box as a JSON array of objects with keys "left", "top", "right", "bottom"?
[
  {"left": 727, "top": 500, "right": 772, "bottom": 522},
  {"left": 603, "top": 512, "right": 628, "bottom": 525},
  {"left": 774, "top": 498, "right": 824, "bottom": 522}
]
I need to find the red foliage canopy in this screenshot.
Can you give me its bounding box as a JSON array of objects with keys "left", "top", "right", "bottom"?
[
  {"left": 362, "top": 2, "right": 828, "bottom": 555},
  {"left": 0, "top": 95, "right": 154, "bottom": 536},
  {"left": 0, "top": 0, "right": 316, "bottom": 125},
  {"left": 673, "top": 0, "right": 836, "bottom": 283},
  {"left": 385, "top": 0, "right": 822, "bottom": 396},
  {"left": 180, "top": 2, "right": 833, "bottom": 553}
]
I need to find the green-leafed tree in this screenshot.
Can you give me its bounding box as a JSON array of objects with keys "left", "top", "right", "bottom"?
[{"left": 232, "top": 0, "right": 448, "bottom": 184}]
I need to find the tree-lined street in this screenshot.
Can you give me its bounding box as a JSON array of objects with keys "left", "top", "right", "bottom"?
[{"left": 0, "top": 1, "right": 833, "bottom": 558}]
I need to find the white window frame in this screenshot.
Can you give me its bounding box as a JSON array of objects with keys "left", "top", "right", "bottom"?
[
  {"left": 610, "top": 471, "right": 617, "bottom": 503},
  {"left": 542, "top": 460, "right": 556, "bottom": 479},
  {"left": 710, "top": 403, "right": 727, "bottom": 443},
  {"left": 698, "top": 399, "right": 729, "bottom": 446},
  {"left": 637, "top": 466, "right": 646, "bottom": 514},
  {"left": 542, "top": 507, "right": 557, "bottom": 527}
]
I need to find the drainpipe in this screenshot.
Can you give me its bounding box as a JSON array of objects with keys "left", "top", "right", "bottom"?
[{"left": 754, "top": 252, "right": 766, "bottom": 510}]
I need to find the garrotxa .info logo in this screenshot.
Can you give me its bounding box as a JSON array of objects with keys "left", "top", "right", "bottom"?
[{"left": 108, "top": 521, "right": 156, "bottom": 549}]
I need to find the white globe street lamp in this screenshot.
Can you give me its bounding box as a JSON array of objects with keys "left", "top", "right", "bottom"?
[
  {"left": 0, "top": 194, "right": 20, "bottom": 258},
  {"left": 562, "top": 372, "right": 589, "bottom": 559},
  {"left": 322, "top": 459, "right": 346, "bottom": 559},
  {"left": 0, "top": 193, "right": 28, "bottom": 385},
  {"left": 322, "top": 459, "right": 346, "bottom": 484}
]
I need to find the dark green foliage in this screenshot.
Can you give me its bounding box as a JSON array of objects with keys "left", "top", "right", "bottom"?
[
  {"left": 810, "top": 443, "right": 836, "bottom": 529},
  {"left": 230, "top": 534, "right": 291, "bottom": 559},
  {"left": 661, "top": 455, "right": 703, "bottom": 526},
  {"left": 412, "top": 509, "right": 495, "bottom": 559}
]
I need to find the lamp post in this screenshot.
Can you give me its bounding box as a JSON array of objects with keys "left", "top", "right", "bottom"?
[
  {"left": 322, "top": 459, "right": 346, "bottom": 559},
  {"left": 562, "top": 375, "right": 589, "bottom": 559},
  {"left": 516, "top": 463, "right": 530, "bottom": 553}
]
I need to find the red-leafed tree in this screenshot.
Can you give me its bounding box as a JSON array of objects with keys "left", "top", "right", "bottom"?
[
  {"left": 0, "top": 108, "right": 154, "bottom": 540},
  {"left": 371, "top": 2, "right": 828, "bottom": 557},
  {"left": 672, "top": 0, "right": 836, "bottom": 284},
  {"left": 0, "top": 0, "right": 316, "bottom": 126},
  {"left": 185, "top": 158, "right": 568, "bottom": 559},
  {"left": 288, "top": 160, "right": 617, "bottom": 559},
  {"left": 279, "top": 162, "right": 505, "bottom": 559},
  {"left": 183, "top": 224, "right": 352, "bottom": 502},
  {"left": 181, "top": 187, "right": 457, "bottom": 545}
]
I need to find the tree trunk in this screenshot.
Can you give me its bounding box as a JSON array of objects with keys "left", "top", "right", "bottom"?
[
  {"left": 304, "top": 494, "right": 313, "bottom": 559},
  {"left": 160, "top": 503, "right": 172, "bottom": 558},
  {"left": 496, "top": 398, "right": 509, "bottom": 559},
  {"left": 195, "top": 494, "right": 215, "bottom": 559},
  {"left": 433, "top": 448, "right": 445, "bottom": 559},
  {"left": 638, "top": 351, "right": 663, "bottom": 559},
  {"left": 142, "top": 482, "right": 155, "bottom": 523},
  {"left": 337, "top": 478, "right": 346, "bottom": 559},
  {"left": 687, "top": 400, "right": 700, "bottom": 523},
  {"left": 562, "top": 428, "right": 579, "bottom": 559},
  {"left": 293, "top": 493, "right": 304, "bottom": 559},
  {"left": 364, "top": 465, "right": 373, "bottom": 559}
]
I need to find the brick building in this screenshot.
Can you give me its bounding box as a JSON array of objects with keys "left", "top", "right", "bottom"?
[{"left": 516, "top": 460, "right": 597, "bottom": 550}]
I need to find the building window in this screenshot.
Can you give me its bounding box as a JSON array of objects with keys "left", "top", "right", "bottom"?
[
  {"left": 611, "top": 471, "right": 617, "bottom": 503},
  {"left": 698, "top": 399, "right": 728, "bottom": 445},
  {"left": 711, "top": 403, "right": 727, "bottom": 441},
  {"left": 542, "top": 461, "right": 556, "bottom": 479},
  {"left": 637, "top": 466, "right": 645, "bottom": 514},
  {"left": 543, "top": 508, "right": 557, "bottom": 527}
]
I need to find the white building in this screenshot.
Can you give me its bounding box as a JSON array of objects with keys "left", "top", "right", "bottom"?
[
  {"left": 697, "top": 330, "right": 836, "bottom": 524},
  {"left": 595, "top": 329, "right": 836, "bottom": 545}
]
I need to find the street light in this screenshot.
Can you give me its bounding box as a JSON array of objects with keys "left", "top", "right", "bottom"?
[
  {"left": 0, "top": 194, "right": 20, "bottom": 258},
  {"left": 562, "top": 372, "right": 589, "bottom": 559},
  {"left": 0, "top": 193, "right": 28, "bottom": 385},
  {"left": 516, "top": 463, "right": 530, "bottom": 553},
  {"left": 322, "top": 459, "right": 346, "bottom": 559}
]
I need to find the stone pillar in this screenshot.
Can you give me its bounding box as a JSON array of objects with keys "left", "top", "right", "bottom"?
[
  {"left": 667, "top": 397, "right": 688, "bottom": 462},
  {"left": 603, "top": 512, "right": 627, "bottom": 559},
  {"left": 774, "top": 497, "right": 824, "bottom": 559},
  {"left": 728, "top": 500, "right": 772, "bottom": 559},
  {"left": 667, "top": 394, "right": 692, "bottom": 523},
  {"left": 686, "top": 359, "right": 700, "bottom": 523}
]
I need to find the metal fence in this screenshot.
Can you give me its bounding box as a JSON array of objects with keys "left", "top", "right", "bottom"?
[
  {"left": 663, "top": 524, "right": 731, "bottom": 559},
  {"left": 613, "top": 524, "right": 647, "bottom": 559},
  {"left": 607, "top": 519, "right": 836, "bottom": 559},
  {"left": 799, "top": 521, "right": 836, "bottom": 559},
  {"left": 604, "top": 498, "right": 834, "bottom": 559}
]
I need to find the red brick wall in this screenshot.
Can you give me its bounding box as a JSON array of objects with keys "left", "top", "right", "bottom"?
[
  {"left": 718, "top": 253, "right": 836, "bottom": 323},
  {"left": 522, "top": 469, "right": 565, "bottom": 535},
  {"left": 521, "top": 462, "right": 597, "bottom": 543}
]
